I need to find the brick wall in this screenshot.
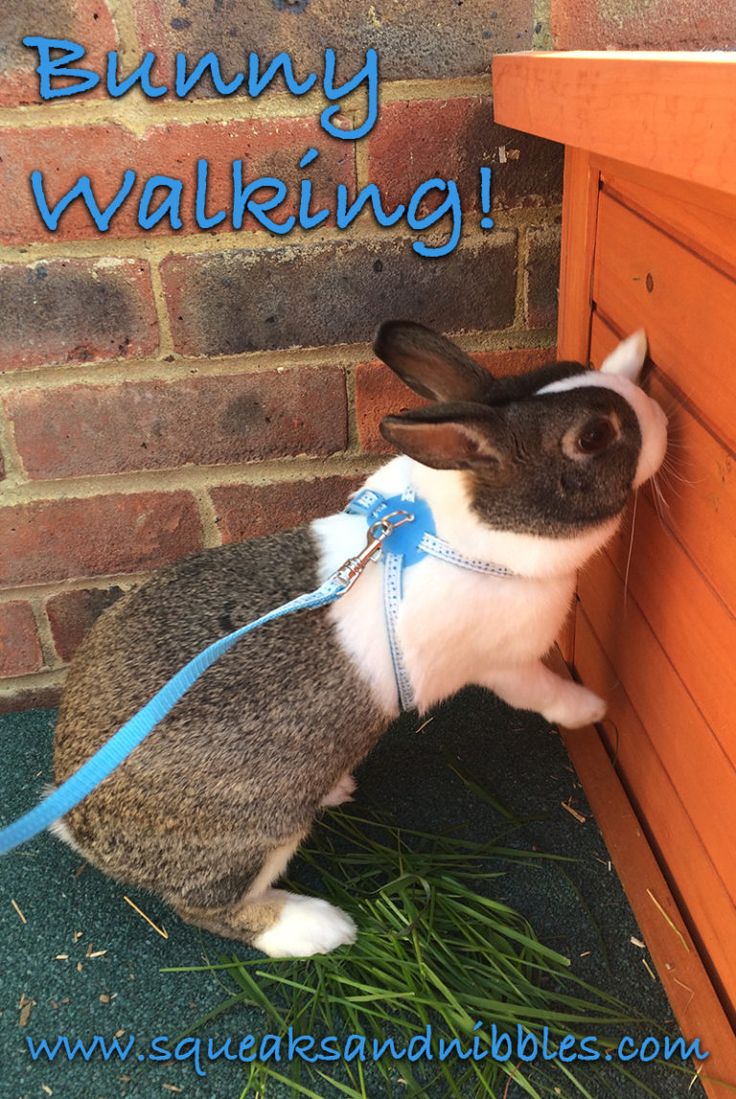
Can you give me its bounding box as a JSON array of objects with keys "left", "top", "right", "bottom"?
[
  {"left": 549, "top": 0, "right": 736, "bottom": 49},
  {"left": 0, "top": 0, "right": 563, "bottom": 711}
]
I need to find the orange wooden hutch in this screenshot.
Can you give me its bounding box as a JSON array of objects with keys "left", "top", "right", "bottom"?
[{"left": 494, "top": 52, "right": 736, "bottom": 1092}]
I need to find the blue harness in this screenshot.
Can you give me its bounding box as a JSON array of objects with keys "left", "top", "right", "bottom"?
[
  {"left": 346, "top": 488, "right": 514, "bottom": 710},
  {"left": 0, "top": 489, "right": 513, "bottom": 856}
]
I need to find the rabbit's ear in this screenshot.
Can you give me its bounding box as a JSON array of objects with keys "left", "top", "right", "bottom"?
[
  {"left": 379, "top": 404, "right": 509, "bottom": 471},
  {"left": 374, "top": 320, "right": 493, "bottom": 402},
  {"left": 600, "top": 330, "right": 647, "bottom": 382}
]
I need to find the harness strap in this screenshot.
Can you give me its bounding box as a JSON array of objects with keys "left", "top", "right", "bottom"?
[
  {"left": 419, "top": 533, "right": 515, "bottom": 577},
  {"left": 345, "top": 490, "right": 514, "bottom": 576},
  {"left": 383, "top": 550, "right": 414, "bottom": 710},
  {"left": 345, "top": 487, "right": 515, "bottom": 710}
]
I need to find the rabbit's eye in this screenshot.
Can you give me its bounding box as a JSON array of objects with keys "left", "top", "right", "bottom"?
[{"left": 576, "top": 417, "right": 616, "bottom": 454}]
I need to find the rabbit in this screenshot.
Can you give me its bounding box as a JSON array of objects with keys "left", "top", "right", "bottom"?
[{"left": 51, "top": 320, "right": 668, "bottom": 957}]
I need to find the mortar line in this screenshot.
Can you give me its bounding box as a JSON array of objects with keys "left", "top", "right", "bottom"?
[
  {"left": 0, "top": 94, "right": 339, "bottom": 132},
  {"left": 191, "top": 488, "right": 222, "bottom": 549},
  {"left": 516, "top": 225, "right": 530, "bottom": 329},
  {"left": 0, "top": 453, "right": 383, "bottom": 508},
  {"left": 532, "top": 0, "right": 554, "bottom": 50},
  {"left": 0, "top": 324, "right": 556, "bottom": 394},
  {"left": 0, "top": 407, "right": 24, "bottom": 482},
  {"left": 0, "top": 667, "right": 67, "bottom": 696},
  {"left": 343, "top": 364, "right": 360, "bottom": 452},
  {"left": 0, "top": 214, "right": 553, "bottom": 264},
  {"left": 0, "top": 76, "right": 491, "bottom": 130},
  {"left": 107, "top": 0, "right": 145, "bottom": 68},
  {"left": 0, "top": 574, "right": 146, "bottom": 604},
  {"left": 148, "top": 255, "right": 175, "bottom": 356},
  {"left": 29, "top": 594, "right": 63, "bottom": 671}
]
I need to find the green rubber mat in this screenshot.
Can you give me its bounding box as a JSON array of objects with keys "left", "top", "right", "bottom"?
[{"left": 0, "top": 691, "right": 704, "bottom": 1099}]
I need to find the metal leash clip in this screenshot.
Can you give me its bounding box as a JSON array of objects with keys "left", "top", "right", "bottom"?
[{"left": 336, "top": 509, "right": 414, "bottom": 592}]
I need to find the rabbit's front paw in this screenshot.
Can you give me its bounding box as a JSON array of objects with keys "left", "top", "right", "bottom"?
[
  {"left": 543, "top": 684, "right": 606, "bottom": 729},
  {"left": 253, "top": 895, "right": 357, "bottom": 957}
]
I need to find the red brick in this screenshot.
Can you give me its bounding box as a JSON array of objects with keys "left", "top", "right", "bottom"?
[
  {"left": 160, "top": 235, "right": 518, "bottom": 357},
  {"left": 526, "top": 226, "right": 561, "bottom": 330},
  {"left": 212, "top": 475, "right": 363, "bottom": 544},
  {"left": 5, "top": 367, "right": 348, "bottom": 479},
  {"left": 0, "top": 1, "right": 118, "bottom": 107},
  {"left": 0, "top": 119, "right": 354, "bottom": 244},
  {"left": 368, "top": 98, "right": 562, "bottom": 215},
  {"left": 355, "top": 347, "right": 555, "bottom": 453},
  {"left": 0, "top": 492, "right": 202, "bottom": 587},
  {"left": 0, "top": 601, "right": 44, "bottom": 677},
  {"left": 134, "top": 0, "right": 535, "bottom": 89},
  {"left": 551, "top": 0, "right": 736, "bottom": 49},
  {"left": 46, "top": 585, "right": 125, "bottom": 662},
  {"left": 0, "top": 258, "right": 158, "bottom": 372}
]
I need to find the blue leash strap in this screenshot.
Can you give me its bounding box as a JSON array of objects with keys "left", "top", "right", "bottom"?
[{"left": 0, "top": 578, "right": 345, "bottom": 857}]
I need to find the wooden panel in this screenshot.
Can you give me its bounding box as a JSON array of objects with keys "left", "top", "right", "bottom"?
[
  {"left": 590, "top": 314, "right": 736, "bottom": 615},
  {"left": 577, "top": 553, "right": 736, "bottom": 907},
  {"left": 605, "top": 494, "right": 736, "bottom": 758},
  {"left": 597, "top": 165, "right": 736, "bottom": 278},
  {"left": 594, "top": 192, "right": 736, "bottom": 450},
  {"left": 492, "top": 51, "right": 736, "bottom": 196},
  {"left": 572, "top": 617, "right": 736, "bottom": 1023},
  {"left": 589, "top": 316, "right": 736, "bottom": 740},
  {"left": 550, "top": 646, "right": 736, "bottom": 1093}
]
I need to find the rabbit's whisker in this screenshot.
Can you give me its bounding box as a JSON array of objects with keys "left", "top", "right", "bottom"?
[{"left": 623, "top": 491, "right": 639, "bottom": 610}]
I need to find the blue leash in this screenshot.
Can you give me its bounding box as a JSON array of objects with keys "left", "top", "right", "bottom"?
[
  {"left": 0, "top": 490, "right": 513, "bottom": 856},
  {"left": 0, "top": 581, "right": 344, "bottom": 857}
]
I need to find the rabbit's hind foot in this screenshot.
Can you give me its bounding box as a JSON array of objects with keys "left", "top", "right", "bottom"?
[
  {"left": 177, "top": 887, "right": 357, "bottom": 957},
  {"left": 319, "top": 772, "right": 356, "bottom": 808},
  {"left": 253, "top": 890, "right": 357, "bottom": 956}
]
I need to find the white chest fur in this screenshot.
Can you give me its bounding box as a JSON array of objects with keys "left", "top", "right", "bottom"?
[{"left": 311, "top": 457, "right": 617, "bottom": 717}]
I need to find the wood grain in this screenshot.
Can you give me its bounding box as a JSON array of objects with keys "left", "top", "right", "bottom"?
[
  {"left": 493, "top": 52, "right": 736, "bottom": 196},
  {"left": 599, "top": 167, "right": 736, "bottom": 278},
  {"left": 550, "top": 646, "right": 736, "bottom": 1092},
  {"left": 577, "top": 551, "right": 736, "bottom": 907},
  {"left": 594, "top": 192, "right": 736, "bottom": 450},
  {"left": 590, "top": 313, "right": 736, "bottom": 615},
  {"left": 605, "top": 492, "right": 736, "bottom": 758},
  {"left": 572, "top": 617, "right": 736, "bottom": 1024}
]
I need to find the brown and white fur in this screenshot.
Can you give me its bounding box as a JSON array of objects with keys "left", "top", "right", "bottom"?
[{"left": 51, "top": 322, "right": 667, "bottom": 958}]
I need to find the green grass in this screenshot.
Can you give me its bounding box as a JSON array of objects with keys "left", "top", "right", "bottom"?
[{"left": 162, "top": 808, "right": 695, "bottom": 1099}]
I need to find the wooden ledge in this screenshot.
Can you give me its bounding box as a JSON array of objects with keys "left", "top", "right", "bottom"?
[{"left": 492, "top": 51, "right": 736, "bottom": 196}]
